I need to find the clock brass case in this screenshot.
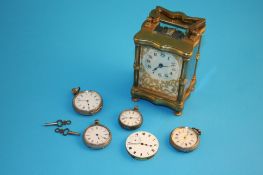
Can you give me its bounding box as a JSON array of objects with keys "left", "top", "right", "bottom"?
[
  {"left": 170, "top": 127, "right": 201, "bottom": 152},
  {"left": 72, "top": 87, "right": 103, "bottom": 116},
  {"left": 131, "top": 6, "right": 206, "bottom": 116}
]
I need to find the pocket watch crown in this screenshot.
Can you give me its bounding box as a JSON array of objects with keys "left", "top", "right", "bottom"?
[
  {"left": 134, "top": 106, "right": 139, "bottom": 111},
  {"left": 192, "top": 128, "right": 201, "bottom": 135},
  {"left": 72, "top": 87, "right": 80, "bottom": 95},
  {"left": 94, "top": 119, "right": 100, "bottom": 125}
]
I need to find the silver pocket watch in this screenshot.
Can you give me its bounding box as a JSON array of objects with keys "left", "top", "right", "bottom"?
[
  {"left": 83, "top": 120, "right": 112, "bottom": 149},
  {"left": 170, "top": 127, "right": 201, "bottom": 152},
  {"left": 119, "top": 106, "right": 143, "bottom": 130},
  {"left": 72, "top": 87, "right": 103, "bottom": 115}
]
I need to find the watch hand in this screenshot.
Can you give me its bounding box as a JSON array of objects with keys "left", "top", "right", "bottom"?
[
  {"left": 78, "top": 99, "right": 89, "bottom": 102},
  {"left": 127, "top": 142, "right": 142, "bottom": 145},
  {"left": 152, "top": 66, "right": 159, "bottom": 72},
  {"left": 127, "top": 142, "right": 152, "bottom": 147},
  {"left": 95, "top": 134, "right": 101, "bottom": 140},
  {"left": 121, "top": 116, "right": 128, "bottom": 119},
  {"left": 152, "top": 63, "right": 169, "bottom": 72},
  {"left": 183, "top": 133, "right": 189, "bottom": 139}
]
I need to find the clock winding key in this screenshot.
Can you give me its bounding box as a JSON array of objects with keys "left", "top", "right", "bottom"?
[
  {"left": 43, "top": 120, "right": 71, "bottom": 127},
  {"left": 55, "top": 128, "right": 80, "bottom": 136}
]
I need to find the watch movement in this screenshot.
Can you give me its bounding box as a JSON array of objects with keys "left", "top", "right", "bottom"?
[{"left": 126, "top": 131, "right": 159, "bottom": 160}]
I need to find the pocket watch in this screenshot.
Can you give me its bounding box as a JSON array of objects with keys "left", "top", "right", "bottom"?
[
  {"left": 83, "top": 120, "right": 112, "bottom": 149},
  {"left": 119, "top": 106, "right": 143, "bottom": 130},
  {"left": 71, "top": 87, "right": 103, "bottom": 115},
  {"left": 170, "top": 127, "right": 201, "bottom": 152},
  {"left": 126, "top": 131, "right": 159, "bottom": 160}
]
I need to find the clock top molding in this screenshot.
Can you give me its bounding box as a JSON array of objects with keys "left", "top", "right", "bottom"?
[{"left": 134, "top": 6, "right": 206, "bottom": 58}]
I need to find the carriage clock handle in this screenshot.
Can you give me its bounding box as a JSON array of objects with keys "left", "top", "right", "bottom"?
[{"left": 150, "top": 6, "right": 206, "bottom": 37}]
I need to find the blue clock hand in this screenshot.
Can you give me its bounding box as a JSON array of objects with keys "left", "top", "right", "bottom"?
[{"left": 152, "top": 63, "right": 169, "bottom": 72}]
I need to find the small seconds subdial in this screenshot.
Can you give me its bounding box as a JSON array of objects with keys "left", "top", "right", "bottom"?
[
  {"left": 72, "top": 87, "right": 103, "bottom": 115},
  {"left": 126, "top": 131, "right": 159, "bottom": 160},
  {"left": 142, "top": 47, "right": 181, "bottom": 81},
  {"left": 119, "top": 106, "right": 143, "bottom": 130},
  {"left": 170, "top": 127, "right": 201, "bottom": 152},
  {"left": 83, "top": 120, "right": 112, "bottom": 149}
]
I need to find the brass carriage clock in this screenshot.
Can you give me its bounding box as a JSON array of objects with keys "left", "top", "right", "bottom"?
[{"left": 131, "top": 6, "right": 206, "bottom": 115}]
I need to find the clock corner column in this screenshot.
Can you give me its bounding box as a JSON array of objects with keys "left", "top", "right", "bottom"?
[
  {"left": 131, "top": 45, "right": 141, "bottom": 102},
  {"left": 175, "top": 56, "right": 189, "bottom": 116}
]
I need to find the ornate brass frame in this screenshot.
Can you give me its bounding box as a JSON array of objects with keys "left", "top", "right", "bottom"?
[{"left": 131, "top": 6, "right": 206, "bottom": 115}]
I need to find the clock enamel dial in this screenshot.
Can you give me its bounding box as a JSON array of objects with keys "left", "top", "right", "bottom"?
[
  {"left": 83, "top": 120, "right": 111, "bottom": 149},
  {"left": 170, "top": 127, "right": 201, "bottom": 152},
  {"left": 126, "top": 131, "right": 159, "bottom": 160},
  {"left": 72, "top": 87, "right": 103, "bottom": 115},
  {"left": 119, "top": 106, "right": 143, "bottom": 130},
  {"left": 138, "top": 46, "right": 183, "bottom": 98},
  {"left": 142, "top": 47, "right": 182, "bottom": 81}
]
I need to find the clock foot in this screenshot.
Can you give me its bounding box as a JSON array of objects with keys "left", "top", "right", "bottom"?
[
  {"left": 174, "top": 111, "right": 182, "bottom": 116},
  {"left": 132, "top": 97, "right": 139, "bottom": 102}
]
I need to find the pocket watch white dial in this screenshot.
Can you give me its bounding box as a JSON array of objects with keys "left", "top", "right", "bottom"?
[
  {"left": 72, "top": 87, "right": 103, "bottom": 115},
  {"left": 83, "top": 120, "right": 112, "bottom": 149},
  {"left": 170, "top": 127, "right": 201, "bottom": 152},
  {"left": 142, "top": 47, "right": 181, "bottom": 81},
  {"left": 126, "top": 131, "right": 159, "bottom": 160},
  {"left": 119, "top": 106, "right": 143, "bottom": 130}
]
